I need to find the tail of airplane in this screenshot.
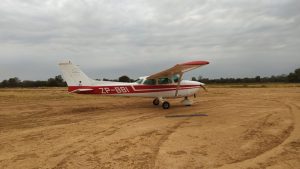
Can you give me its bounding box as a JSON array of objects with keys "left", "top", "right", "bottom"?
[{"left": 58, "top": 61, "right": 94, "bottom": 86}]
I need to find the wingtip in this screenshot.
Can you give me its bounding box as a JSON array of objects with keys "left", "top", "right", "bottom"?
[
  {"left": 58, "top": 61, "right": 73, "bottom": 65},
  {"left": 180, "top": 61, "right": 209, "bottom": 66}
]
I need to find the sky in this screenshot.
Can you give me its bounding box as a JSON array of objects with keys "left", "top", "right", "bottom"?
[{"left": 0, "top": 0, "right": 299, "bottom": 81}]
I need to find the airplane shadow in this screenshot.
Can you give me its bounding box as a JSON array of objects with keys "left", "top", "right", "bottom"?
[{"left": 165, "top": 113, "right": 208, "bottom": 118}]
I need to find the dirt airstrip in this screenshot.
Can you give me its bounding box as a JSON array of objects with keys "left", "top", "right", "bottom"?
[{"left": 0, "top": 87, "right": 300, "bottom": 169}]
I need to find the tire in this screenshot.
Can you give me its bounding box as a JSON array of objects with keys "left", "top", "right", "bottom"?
[
  {"left": 162, "top": 101, "right": 170, "bottom": 109},
  {"left": 153, "top": 98, "right": 160, "bottom": 105}
]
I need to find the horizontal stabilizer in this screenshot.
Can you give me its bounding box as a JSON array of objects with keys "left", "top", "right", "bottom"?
[{"left": 70, "top": 88, "right": 94, "bottom": 93}]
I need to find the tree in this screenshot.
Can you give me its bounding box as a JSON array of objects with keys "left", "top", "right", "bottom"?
[
  {"left": 191, "top": 77, "right": 197, "bottom": 81},
  {"left": 255, "top": 76, "right": 261, "bottom": 82},
  {"left": 287, "top": 68, "right": 300, "bottom": 83},
  {"left": 294, "top": 68, "right": 300, "bottom": 82},
  {"left": 7, "top": 77, "right": 21, "bottom": 87},
  {"left": 288, "top": 73, "right": 297, "bottom": 82},
  {"left": 119, "top": 75, "right": 130, "bottom": 82},
  {"left": 197, "top": 76, "right": 203, "bottom": 81},
  {"left": 54, "top": 75, "right": 67, "bottom": 86},
  {"left": 0, "top": 80, "right": 8, "bottom": 87},
  {"left": 47, "top": 75, "right": 66, "bottom": 87},
  {"left": 55, "top": 75, "right": 64, "bottom": 83},
  {"left": 47, "top": 78, "right": 57, "bottom": 86}
]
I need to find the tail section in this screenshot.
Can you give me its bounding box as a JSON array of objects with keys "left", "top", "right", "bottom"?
[{"left": 58, "top": 61, "right": 94, "bottom": 86}]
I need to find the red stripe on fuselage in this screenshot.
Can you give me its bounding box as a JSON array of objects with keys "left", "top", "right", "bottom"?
[{"left": 68, "top": 85, "right": 200, "bottom": 95}]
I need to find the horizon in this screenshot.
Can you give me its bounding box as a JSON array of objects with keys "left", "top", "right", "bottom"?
[
  {"left": 1, "top": 67, "right": 297, "bottom": 82},
  {"left": 1, "top": 0, "right": 300, "bottom": 81}
]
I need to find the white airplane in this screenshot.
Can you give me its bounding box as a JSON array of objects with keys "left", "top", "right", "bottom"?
[{"left": 59, "top": 61, "right": 209, "bottom": 109}]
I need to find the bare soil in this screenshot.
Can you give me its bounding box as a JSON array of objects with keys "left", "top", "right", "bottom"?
[{"left": 0, "top": 87, "right": 299, "bottom": 169}]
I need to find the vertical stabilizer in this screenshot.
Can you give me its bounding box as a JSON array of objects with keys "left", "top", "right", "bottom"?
[{"left": 58, "top": 61, "right": 93, "bottom": 86}]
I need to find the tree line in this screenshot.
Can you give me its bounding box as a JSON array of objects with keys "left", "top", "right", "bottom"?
[
  {"left": 0, "top": 75, "right": 67, "bottom": 88},
  {"left": 192, "top": 68, "right": 300, "bottom": 84},
  {"left": 0, "top": 75, "right": 135, "bottom": 88},
  {"left": 0, "top": 68, "right": 299, "bottom": 88}
]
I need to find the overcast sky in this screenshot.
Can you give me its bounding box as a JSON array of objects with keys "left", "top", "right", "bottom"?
[{"left": 0, "top": 0, "right": 299, "bottom": 80}]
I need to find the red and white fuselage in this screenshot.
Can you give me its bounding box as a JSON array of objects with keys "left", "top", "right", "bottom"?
[
  {"left": 67, "top": 79, "right": 203, "bottom": 98},
  {"left": 59, "top": 60, "right": 209, "bottom": 109}
]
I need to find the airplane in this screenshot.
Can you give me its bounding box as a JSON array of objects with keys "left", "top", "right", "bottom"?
[{"left": 58, "top": 60, "right": 209, "bottom": 109}]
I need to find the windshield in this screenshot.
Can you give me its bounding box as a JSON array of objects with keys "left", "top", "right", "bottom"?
[{"left": 135, "top": 79, "right": 143, "bottom": 84}]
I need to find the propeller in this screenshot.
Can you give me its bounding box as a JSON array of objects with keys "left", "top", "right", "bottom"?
[
  {"left": 194, "top": 84, "right": 207, "bottom": 98},
  {"left": 200, "top": 84, "right": 208, "bottom": 92}
]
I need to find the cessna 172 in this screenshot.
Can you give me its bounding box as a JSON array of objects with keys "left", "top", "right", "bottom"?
[{"left": 59, "top": 61, "right": 209, "bottom": 109}]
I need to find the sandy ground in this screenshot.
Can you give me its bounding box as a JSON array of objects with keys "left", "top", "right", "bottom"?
[{"left": 0, "top": 87, "right": 299, "bottom": 169}]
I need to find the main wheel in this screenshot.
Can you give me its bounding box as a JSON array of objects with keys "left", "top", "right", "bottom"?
[
  {"left": 153, "top": 98, "right": 160, "bottom": 105},
  {"left": 162, "top": 101, "right": 170, "bottom": 109}
]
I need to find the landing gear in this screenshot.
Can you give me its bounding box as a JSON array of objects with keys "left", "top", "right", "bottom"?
[
  {"left": 153, "top": 98, "right": 160, "bottom": 105},
  {"left": 162, "top": 101, "right": 170, "bottom": 109},
  {"left": 153, "top": 98, "right": 170, "bottom": 109},
  {"left": 152, "top": 96, "right": 194, "bottom": 109},
  {"left": 181, "top": 96, "right": 193, "bottom": 106}
]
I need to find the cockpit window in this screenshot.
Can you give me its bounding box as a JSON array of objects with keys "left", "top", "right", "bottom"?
[
  {"left": 172, "top": 75, "right": 179, "bottom": 83},
  {"left": 143, "top": 79, "right": 156, "bottom": 85},
  {"left": 135, "top": 79, "right": 143, "bottom": 84},
  {"left": 158, "top": 77, "right": 172, "bottom": 84}
]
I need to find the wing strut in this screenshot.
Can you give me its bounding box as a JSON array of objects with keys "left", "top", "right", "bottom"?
[{"left": 175, "top": 73, "right": 183, "bottom": 97}]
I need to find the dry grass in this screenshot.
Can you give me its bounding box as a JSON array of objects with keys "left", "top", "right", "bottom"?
[{"left": 208, "top": 83, "right": 300, "bottom": 88}]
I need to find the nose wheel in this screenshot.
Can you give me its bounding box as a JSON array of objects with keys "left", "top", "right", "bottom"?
[{"left": 181, "top": 96, "right": 193, "bottom": 106}]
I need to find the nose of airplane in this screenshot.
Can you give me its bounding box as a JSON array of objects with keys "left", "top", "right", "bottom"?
[
  {"left": 198, "top": 82, "right": 207, "bottom": 92},
  {"left": 188, "top": 81, "right": 208, "bottom": 92}
]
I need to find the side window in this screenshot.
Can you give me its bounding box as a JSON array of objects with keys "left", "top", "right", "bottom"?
[
  {"left": 172, "top": 75, "right": 179, "bottom": 83},
  {"left": 143, "top": 79, "right": 156, "bottom": 85},
  {"left": 158, "top": 77, "right": 172, "bottom": 84}
]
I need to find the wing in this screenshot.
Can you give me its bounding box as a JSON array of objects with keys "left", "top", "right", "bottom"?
[
  {"left": 147, "top": 61, "right": 209, "bottom": 79},
  {"left": 147, "top": 60, "right": 209, "bottom": 97}
]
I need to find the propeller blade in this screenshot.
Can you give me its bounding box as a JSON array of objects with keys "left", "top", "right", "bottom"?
[{"left": 200, "top": 85, "right": 208, "bottom": 92}]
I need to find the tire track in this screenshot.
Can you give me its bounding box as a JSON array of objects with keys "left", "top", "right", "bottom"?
[
  {"left": 50, "top": 111, "right": 164, "bottom": 168},
  {"left": 219, "top": 98, "right": 298, "bottom": 169},
  {"left": 150, "top": 120, "right": 189, "bottom": 168}
]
